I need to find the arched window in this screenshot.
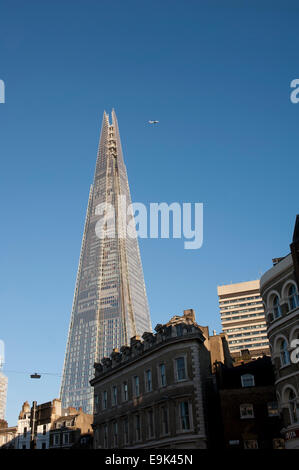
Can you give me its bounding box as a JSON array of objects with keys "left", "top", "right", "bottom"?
[
  {"left": 286, "top": 389, "right": 299, "bottom": 423},
  {"left": 288, "top": 284, "right": 299, "bottom": 311},
  {"left": 273, "top": 296, "right": 282, "bottom": 319},
  {"left": 280, "top": 339, "right": 290, "bottom": 367}
]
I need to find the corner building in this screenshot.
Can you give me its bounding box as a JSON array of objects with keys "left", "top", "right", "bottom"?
[
  {"left": 91, "top": 309, "right": 232, "bottom": 449},
  {"left": 260, "top": 215, "right": 299, "bottom": 449}
]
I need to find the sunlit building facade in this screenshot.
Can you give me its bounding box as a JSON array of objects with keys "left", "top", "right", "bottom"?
[
  {"left": 218, "top": 280, "right": 270, "bottom": 360},
  {"left": 60, "top": 110, "right": 152, "bottom": 414}
]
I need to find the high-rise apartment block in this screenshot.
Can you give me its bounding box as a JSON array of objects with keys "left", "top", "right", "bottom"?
[
  {"left": 60, "top": 111, "right": 152, "bottom": 414},
  {"left": 217, "top": 280, "right": 270, "bottom": 360}
]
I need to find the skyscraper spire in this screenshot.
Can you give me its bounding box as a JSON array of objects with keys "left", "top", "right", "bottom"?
[{"left": 60, "top": 110, "right": 152, "bottom": 414}]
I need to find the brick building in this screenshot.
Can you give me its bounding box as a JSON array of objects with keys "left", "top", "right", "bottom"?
[{"left": 215, "top": 356, "right": 284, "bottom": 449}]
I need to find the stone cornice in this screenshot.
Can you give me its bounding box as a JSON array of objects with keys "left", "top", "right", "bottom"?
[{"left": 90, "top": 324, "right": 205, "bottom": 385}]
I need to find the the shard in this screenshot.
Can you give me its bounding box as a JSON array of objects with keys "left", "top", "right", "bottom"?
[{"left": 60, "top": 110, "right": 152, "bottom": 413}]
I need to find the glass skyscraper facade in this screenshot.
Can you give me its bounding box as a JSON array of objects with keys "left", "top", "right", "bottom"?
[{"left": 60, "top": 110, "right": 152, "bottom": 413}]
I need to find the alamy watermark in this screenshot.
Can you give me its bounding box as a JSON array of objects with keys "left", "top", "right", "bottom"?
[
  {"left": 290, "top": 79, "right": 299, "bottom": 103},
  {"left": 0, "top": 80, "right": 5, "bottom": 103},
  {"left": 95, "top": 196, "right": 203, "bottom": 250},
  {"left": 290, "top": 339, "right": 299, "bottom": 364}
]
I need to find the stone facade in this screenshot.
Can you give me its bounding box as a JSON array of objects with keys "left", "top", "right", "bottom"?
[
  {"left": 260, "top": 215, "right": 299, "bottom": 449},
  {"left": 91, "top": 309, "right": 231, "bottom": 449}
]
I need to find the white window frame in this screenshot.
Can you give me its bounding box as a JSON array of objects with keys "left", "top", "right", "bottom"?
[
  {"left": 111, "top": 385, "right": 117, "bottom": 406},
  {"left": 158, "top": 363, "right": 167, "bottom": 388},
  {"left": 174, "top": 355, "right": 188, "bottom": 382},
  {"left": 122, "top": 381, "right": 128, "bottom": 402},
  {"left": 145, "top": 369, "right": 152, "bottom": 393},
  {"left": 177, "top": 400, "right": 192, "bottom": 432},
  {"left": 240, "top": 403, "right": 254, "bottom": 419},
  {"left": 241, "top": 374, "right": 255, "bottom": 388},
  {"left": 133, "top": 375, "right": 140, "bottom": 398},
  {"left": 102, "top": 390, "right": 108, "bottom": 409}
]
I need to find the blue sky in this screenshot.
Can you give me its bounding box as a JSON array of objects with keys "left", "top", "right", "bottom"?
[{"left": 1, "top": 0, "right": 299, "bottom": 425}]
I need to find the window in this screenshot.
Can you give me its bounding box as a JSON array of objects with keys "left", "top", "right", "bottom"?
[
  {"left": 145, "top": 370, "right": 152, "bottom": 392},
  {"left": 179, "top": 401, "right": 190, "bottom": 430},
  {"left": 42, "top": 424, "right": 47, "bottom": 435},
  {"left": 147, "top": 409, "right": 154, "bottom": 438},
  {"left": 280, "top": 339, "right": 290, "bottom": 367},
  {"left": 176, "top": 324, "right": 183, "bottom": 336},
  {"left": 23, "top": 427, "right": 27, "bottom": 437},
  {"left": 287, "top": 389, "right": 299, "bottom": 423},
  {"left": 94, "top": 394, "right": 99, "bottom": 412},
  {"left": 102, "top": 391, "right": 108, "bottom": 409},
  {"left": 267, "top": 401, "right": 279, "bottom": 417},
  {"left": 103, "top": 424, "right": 108, "bottom": 448},
  {"left": 135, "top": 415, "right": 141, "bottom": 441},
  {"left": 112, "top": 385, "right": 117, "bottom": 406},
  {"left": 273, "top": 296, "right": 282, "bottom": 319},
  {"left": 161, "top": 406, "right": 169, "bottom": 435},
  {"left": 54, "top": 434, "right": 60, "bottom": 446},
  {"left": 123, "top": 417, "right": 129, "bottom": 445},
  {"left": 176, "top": 357, "right": 186, "bottom": 381},
  {"left": 63, "top": 433, "right": 69, "bottom": 445},
  {"left": 159, "top": 364, "right": 166, "bottom": 387},
  {"left": 244, "top": 439, "right": 258, "bottom": 449},
  {"left": 240, "top": 404, "right": 254, "bottom": 419},
  {"left": 241, "top": 374, "right": 255, "bottom": 388},
  {"left": 273, "top": 438, "right": 285, "bottom": 449},
  {"left": 288, "top": 285, "right": 299, "bottom": 311},
  {"left": 113, "top": 421, "right": 118, "bottom": 447},
  {"left": 133, "top": 376, "right": 140, "bottom": 397},
  {"left": 123, "top": 382, "right": 128, "bottom": 401}
]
